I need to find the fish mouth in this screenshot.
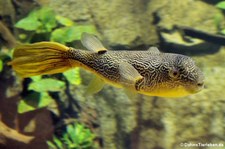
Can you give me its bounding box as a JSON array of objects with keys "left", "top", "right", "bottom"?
[{"left": 188, "top": 82, "right": 204, "bottom": 94}]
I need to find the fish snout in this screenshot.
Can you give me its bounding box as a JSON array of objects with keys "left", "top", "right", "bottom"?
[
  {"left": 197, "top": 82, "right": 205, "bottom": 92},
  {"left": 195, "top": 76, "right": 205, "bottom": 92},
  {"left": 188, "top": 80, "right": 204, "bottom": 94},
  {"left": 197, "top": 81, "right": 204, "bottom": 88},
  {"left": 196, "top": 69, "right": 205, "bottom": 89}
]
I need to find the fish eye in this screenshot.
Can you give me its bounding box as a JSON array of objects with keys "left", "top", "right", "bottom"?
[{"left": 169, "top": 68, "right": 180, "bottom": 79}]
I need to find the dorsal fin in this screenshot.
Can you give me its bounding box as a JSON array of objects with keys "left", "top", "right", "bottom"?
[
  {"left": 148, "top": 46, "right": 160, "bottom": 54},
  {"left": 81, "top": 33, "right": 107, "bottom": 54}
]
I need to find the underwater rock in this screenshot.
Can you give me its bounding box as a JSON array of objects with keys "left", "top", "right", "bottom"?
[
  {"left": 150, "top": 0, "right": 222, "bottom": 32},
  {"left": 49, "top": 0, "right": 159, "bottom": 48},
  {"left": 159, "top": 30, "right": 221, "bottom": 55},
  {"left": 48, "top": 0, "right": 224, "bottom": 50},
  {"left": 152, "top": 0, "right": 225, "bottom": 53}
]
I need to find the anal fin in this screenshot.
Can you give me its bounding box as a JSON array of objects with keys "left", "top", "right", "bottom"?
[{"left": 124, "top": 88, "right": 138, "bottom": 100}]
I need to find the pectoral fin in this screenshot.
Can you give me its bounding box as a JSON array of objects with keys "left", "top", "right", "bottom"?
[
  {"left": 118, "top": 62, "right": 143, "bottom": 90},
  {"left": 85, "top": 76, "right": 105, "bottom": 95},
  {"left": 81, "top": 33, "right": 107, "bottom": 54}
]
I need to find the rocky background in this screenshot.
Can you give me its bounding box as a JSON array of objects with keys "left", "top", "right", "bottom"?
[{"left": 0, "top": 0, "right": 225, "bottom": 149}]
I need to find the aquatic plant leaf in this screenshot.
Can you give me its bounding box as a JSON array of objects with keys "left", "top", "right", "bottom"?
[
  {"left": 56, "top": 15, "right": 74, "bottom": 26},
  {"left": 47, "top": 123, "right": 95, "bottom": 149},
  {"left": 63, "top": 133, "right": 77, "bottom": 148},
  {"left": 15, "top": 15, "right": 41, "bottom": 31},
  {"left": 15, "top": 7, "right": 57, "bottom": 33},
  {"left": 214, "top": 13, "right": 223, "bottom": 30},
  {"left": 23, "top": 118, "right": 36, "bottom": 133},
  {"left": 38, "top": 7, "right": 57, "bottom": 32},
  {"left": 28, "top": 78, "right": 65, "bottom": 92},
  {"left": 67, "top": 124, "right": 78, "bottom": 144},
  {"left": 30, "top": 76, "right": 42, "bottom": 82},
  {"left": 18, "top": 92, "right": 40, "bottom": 113},
  {"left": 76, "top": 124, "right": 89, "bottom": 144},
  {"left": 71, "top": 124, "right": 94, "bottom": 145},
  {"left": 0, "top": 60, "right": 3, "bottom": 72},
  {"left": 50, "top": 25, "right": 97, "bottom": 43},
  {"left": 220, "top": 29, "right": 225, "bottom": 35},
  {"left": 216, "top": 1, "right": 225, "bottom": 10},
  {"left": 72, "top": 25, "right": 98, "bottom": 40},
  {"left": 38, "top": 92, "right": 54, "bottom": 107},
  {"left": 53, "top": 136, "right": 63, "bottom": 148},
  {"left": 47, "top": 141, "right": 58, "bottom": 149},
  {"left": 18, "top": 33, "right": 27, "bottom": 40},
  {"left": 62, "top": 134, "right": 73, "bottom": 146},
  {"left": 50, "top": 26, "right": 76, "bottom": 43},
  {"left": 18, "top": 92, "right": 54, "bottom": 113},
  {"left": 63, "top": 68, "right": 81, "bottom": 85},
  {"left": 18, "top": 100, "right": 36, "bottom": 113}
]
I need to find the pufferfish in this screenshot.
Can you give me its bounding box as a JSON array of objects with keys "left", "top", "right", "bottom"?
[{"left": 8, "top": 33, "right": 204, "bottom": 97}]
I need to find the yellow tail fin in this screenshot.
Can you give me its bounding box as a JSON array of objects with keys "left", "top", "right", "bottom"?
[{"left": 8, "top": 42, "right": 72, "bottom": 78}]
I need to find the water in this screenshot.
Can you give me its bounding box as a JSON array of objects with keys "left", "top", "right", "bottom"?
[{"left": 0, "top": 0, "right": 224, "bottom": 149}]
